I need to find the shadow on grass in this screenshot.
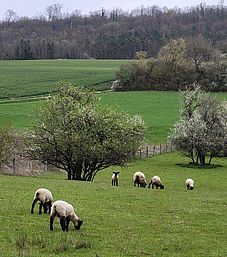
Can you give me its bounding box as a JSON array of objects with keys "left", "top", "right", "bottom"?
[{"left": 175, "top": 162, "right": 223, "bottom": 169}]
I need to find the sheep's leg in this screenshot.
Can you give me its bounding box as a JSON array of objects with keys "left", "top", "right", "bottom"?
[
  {"left": 112, "top": 180, "right": 114, "bottom": 186},
  {"left": 65, "top": 217, "right": 70, "bottom": 232},
  {"left": 152, "top": 183, "right": 154, "bottom": 189},
  {"left": 43, "top": 203, "right": 48, "bottom": 213},
  {"left": 31, "top": 198, "right": 38, "bottom": 214},
  {"left": 60, "top": 217, "right": 66, "bottom": 231},
  {"left": 50, "top": 214, "right": 55, "bottom": 231},
  {"left": 148, "top": 183, "right": 151, "bottom": 189},
  {"left": 116, "top": 180, "right": 118, "bottom": 186},
  {"left": 48, "top": 202, "right": 52, "bottom": 214},
  {"left": 39, "top": 202, "right": 43, "bottom": 215}
]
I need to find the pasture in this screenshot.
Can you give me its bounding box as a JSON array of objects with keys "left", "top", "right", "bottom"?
[{"left": 0, "top": 152, "right": 226, "bottom": 257}]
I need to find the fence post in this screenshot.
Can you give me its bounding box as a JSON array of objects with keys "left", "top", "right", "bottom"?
[
  {"left": 153, "top": 146, "right": 155, "bottom": 156},
  {"left": 160, "top": 144, "right": 162, "bottom": 154},
  {"left": 139, "top": 149, "right": 142, "bottom": 158},
  {"left": 13, "top": 158, "right": 16, "bottom": 174},
  {"left": 146, "top": 146, "right": 149, "bottom": 157}
]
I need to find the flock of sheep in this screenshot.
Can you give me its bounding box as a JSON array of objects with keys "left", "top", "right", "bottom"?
[
  {"left": 31, "top": 173, "right": 194, "bottom": 232},
  {"left": 112, "top": 171, "right": 195, "bottom": 190}
]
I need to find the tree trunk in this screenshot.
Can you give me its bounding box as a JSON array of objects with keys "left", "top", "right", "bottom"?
[
  {"left": 72, "top": 161, "right": 83, "bottom": 180},
  {"left": 199, "top": 154, "right": 206, "bottom": 167},
  {"left": 67, "top": 171, "right": 72, "bottom": 180}
]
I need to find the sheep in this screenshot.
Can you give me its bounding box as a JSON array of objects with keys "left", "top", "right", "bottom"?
[
  {"left": 112, "top": 172, "right": 120, "bottom": 186},
  {"left": 186, "top": 178, "right": 194, "bottom": 190},
  {"left": 133, "top": 171, "right": 147, "bottom": 188},
  {"left": 31, "top": 188, "right": 53, "bottom": 215},
  {"left": 148, "top": 176, "right": 164, "bottom": 189},
  {"left": 50, "top": 200, "right": 83, "bottom": 232}
]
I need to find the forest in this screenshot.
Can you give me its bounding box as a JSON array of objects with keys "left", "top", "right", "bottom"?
[{"left": 0, "top": 3, "right": 227, "bottom": 60}]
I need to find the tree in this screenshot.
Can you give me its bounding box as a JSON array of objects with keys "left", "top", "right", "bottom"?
[
  {"left": 0, "top": 126, "right": 15, "bottom": 168},
  {"left": 46, "top": 4, "right": 62, "bottom": 20},
  {"left": 186, "top": 35, "right": 220, "bottom": 75},
  {"left": 28, "top": 85, "right": 146, "bottom": 181},
  {"left": 169, "top": 85, "right": 227, "bottom": 166},
  {"left": 4, "top": 9, "right": 17, "bottom": 26}
]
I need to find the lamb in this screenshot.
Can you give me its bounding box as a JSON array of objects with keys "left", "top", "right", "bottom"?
[
  {"left": 31, "top": 188, "right": 53, "bottom": 215},
  {"left": 50, "top": 200, "right": 83, "bottom": 232},
  {"left": 133, "top": 171, "right": 147, "bottom": 188},
  {"left": 148, "top": 176, "right": 164, "bottom": 189},
  {"left": 186, "top": 178, "right": 194, "bottom": 190},
  {"left": 112, "top": 172, "right": 120, "bottom": 186}
]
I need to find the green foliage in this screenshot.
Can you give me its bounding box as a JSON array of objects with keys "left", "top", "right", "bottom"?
[
  {"left": 0, "top": 126, "right": 15, "bottom": 168},
  {"left": 117, "top": 38, "right": 227, "bottom": 92},
  {"left": 169, "top": 86, "right": 227, "bottom": 166},
  {"left": 0, "top": 152, "right": 227, "bottom": 256},
  {"left": 28, "top": 85, "right": 146, "bottom": 180}
]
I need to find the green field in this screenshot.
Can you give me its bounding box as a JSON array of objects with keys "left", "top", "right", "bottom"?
[
  {"left": 0, "top": 152, "right": 226, "bottom": 257},
  {"left": 1, "top": 91, "right": 227, "bottom": 143},
  {"left": 0, "top": 59, "right": 126, "bottom": 98}
]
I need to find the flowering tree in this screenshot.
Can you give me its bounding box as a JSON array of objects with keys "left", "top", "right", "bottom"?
[
  {"left": 169, "top": 86, "right": 227, "bottom": 166},
  {"left": 28, "top": 85, "right": 146, "bottom": 180}
]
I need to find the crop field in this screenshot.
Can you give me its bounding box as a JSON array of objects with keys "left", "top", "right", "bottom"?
[
  {"left": 0, "top": 152, "right": 226, "bottom": 257},
  {"left": 0, "top": 59, "right": 126, "bottom": 99}
]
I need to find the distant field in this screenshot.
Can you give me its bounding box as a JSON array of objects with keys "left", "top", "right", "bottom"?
[
  {"left": 1, "top": 91, "right": 227, "bottom": 143},
  {"left": 0, "top": 59, "right": 127, "bottom": 98},
  {"left": 0, "top": 152, "right": 226, "bottom": 256},
  {"left": 0, "top": 91, "right": 181, "bottom": 143}
]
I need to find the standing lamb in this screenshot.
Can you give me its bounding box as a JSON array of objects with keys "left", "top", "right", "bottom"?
[
  {"left": 148, "top": 176, "right": 164, "bottom": 189},
  {"left": 133, "top": 171, "right": 147, "bottom": 188},
  {"left": 31, "top": 188, "right": 53, "bottom": 215},
  {"left": 112, "top": 172, "right": 120, "bottom": 186},
  {"left": 50, "top": 200, "right": 83, "bottom": 232},
  {"left": 186, "top": 178, "right": 194, "bottom": 190}
]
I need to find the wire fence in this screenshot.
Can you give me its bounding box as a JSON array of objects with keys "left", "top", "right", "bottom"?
[{"left": 137, "top": 143, "right": 175, "bottom": 158}]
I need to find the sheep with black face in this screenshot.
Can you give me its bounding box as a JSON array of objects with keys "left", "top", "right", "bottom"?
[
  {"left": 186, "top": 178, "right": 194, "bottom": 190},
  {"left": 133, "top": 171, "right": 147, "bottom": 188},
  {"left": 31, "top": 188, "right": 53, "bottom": 215},
  {"left": 148, "top": 176, "right": 164, "bottom": 189},
  {"left": 50, "top": 200, "right": 83, "bottom": 232},
  {"left": 112, "top": 172, "right": 120, "bottom": 186}
]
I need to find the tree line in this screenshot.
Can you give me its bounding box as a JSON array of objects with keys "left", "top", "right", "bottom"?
[{"left": 1, "top": 4, "right": 227, "bottom": 60}]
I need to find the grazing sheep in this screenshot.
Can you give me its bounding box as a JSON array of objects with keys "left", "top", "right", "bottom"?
[
  {"left": 112, "top": 172, "right": 120, "bottom": 186},
  {"left": 50, "top": 200, "right": 83, "bottom": 232},
  {"left": 186, "top": 178, "right": 194, "bottom": 190},
  {"left": 133, "top": 171, "right": 147, "bottom": 188},
  {"left": 148, "top": 176, "right": 164, "bottom": 189},
  {"left": 31, "top": 188, "right": 53, "bottom": 215}
]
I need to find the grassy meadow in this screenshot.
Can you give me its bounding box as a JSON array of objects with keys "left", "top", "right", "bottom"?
[
  {"left": 0, "top": 59, "right": 227, "bottom": 256},
  {"left": 0, "top": 152, "right": 226, "bottom": 257}
]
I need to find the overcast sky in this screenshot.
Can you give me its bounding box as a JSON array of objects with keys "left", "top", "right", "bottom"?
[{"left": 0, "top": 0, "right": 224, "bottom": 20}]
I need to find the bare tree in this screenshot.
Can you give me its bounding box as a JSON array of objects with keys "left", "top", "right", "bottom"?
[
  {"left": 4, "top": 9, "right": 17, "bottom": 26},
  {"left": 46, "top": 4, "right": 63, "bottom": 20}
]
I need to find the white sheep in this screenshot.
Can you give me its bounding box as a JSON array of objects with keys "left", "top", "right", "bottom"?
[
  {"left": 112, "top": 172, "right": 120, "bottom": 186},
  {"left": 133, "top": 171, "right": 147, "bottom": 188},
  {"left": 148, "top": 176, "right": 164, "bottom": 189},
  {"left": 50, "top": 200, "right": 83, "bottom": 232},
  {"left": 31, "top": 188, "right": 53, "bottom": 215},
  {"left": 186, "top": 178, "right": 194, "bottom": 190}
]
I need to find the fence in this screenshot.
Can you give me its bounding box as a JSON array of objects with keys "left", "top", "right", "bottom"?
[{"left": 137, "top": 143, "right": 175, "bottom": 158}]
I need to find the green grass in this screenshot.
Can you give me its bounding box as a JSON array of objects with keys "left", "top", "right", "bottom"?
[
  {"left": 0, "top": 152, "right": 226, "bottom": 256},
  {"left": 1, "top": 91, "right": 227, "bottom": 142},
  {"left": 0, "top": 59, "right": 127, "bottom": 98}
]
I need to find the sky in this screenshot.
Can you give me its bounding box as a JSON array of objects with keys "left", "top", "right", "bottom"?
[{"left": 0, "top": 0, "right": 224, "bottom": 20}]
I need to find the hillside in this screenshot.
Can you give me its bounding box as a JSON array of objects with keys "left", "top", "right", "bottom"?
[{"left": 1, "top": 5, "right": 227, "bottom": 60}]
